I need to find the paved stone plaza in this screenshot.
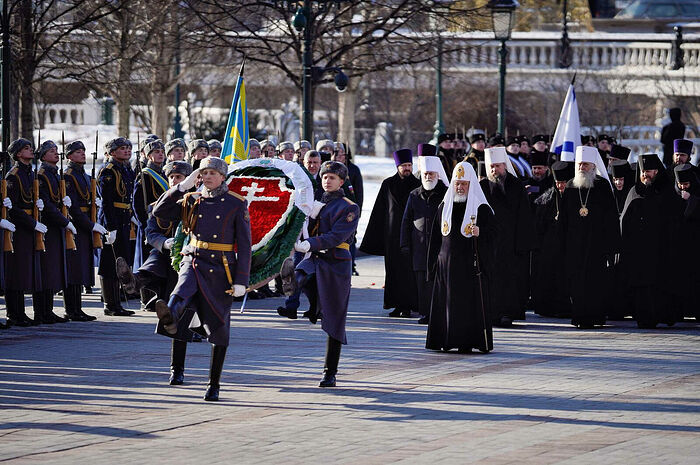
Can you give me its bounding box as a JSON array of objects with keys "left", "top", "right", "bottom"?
[{"left": 0, "top": 256, "right": 698, "bottom": 464}]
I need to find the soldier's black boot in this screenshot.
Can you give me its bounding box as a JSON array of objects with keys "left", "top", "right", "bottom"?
[
  {"left": 101, "top": 277, "right": 134, "bottom": 316},
  {"left": 44, "top": 291, "right": 68, "bottom": 323},
  {"left": 148, "top": 295, "right": 186, "bottom": 335},
  {"left": 319, "top": 336, "right": 342, "bottom": 388},
  {"left": 169, "top": 340, "right": 187, "bottom": 385},
  {"left": 6, "top": 290, "right": 32, "bottom": 327},
  {"left": 65, "top": 285, "right": 95, "bottom": 321},
  {"left": 204, "top": 345, "right": 227, "bottom": 401},
  {"left": 31, "top": 292, "right": 48, "bottom": 324}
]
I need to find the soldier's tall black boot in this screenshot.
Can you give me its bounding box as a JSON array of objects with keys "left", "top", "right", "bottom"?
[
  {"left": 6, "top": 290, "right": 32, "bottom": 327},
  {"left": 43, "top": 290, "right": 68, "bottom": 323},
  {"left": 101, "top": 277, "right": 134, "bottom": 316},
  {"left": 169, "top": 340, "right": 187, "bottom": 385},
  {"left": 64, "top": 284, "right": 95, "bottom": 321},
  {"left": 320, "top": 336, "right": 342, "bottom": 388},
  {"left": 204, "top": 345, "right": 227, "bottom": 401},
  {"left": 31, "top": 291, "right": 48, "bottom": 324}
]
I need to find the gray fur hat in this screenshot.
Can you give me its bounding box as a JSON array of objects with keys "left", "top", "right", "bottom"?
[
  {"left": 249, "top": 138, "right": 261, "bottom": 148},
  {"left": 66, "top": 140, "right": 86, "bottom": 155},
  {"left": 207, "top": 139, "right": 222, "bottom": 151},
  {"left": 8, "top": 138, "right": 33, "bottom": 159},
  {"left": 319, "top": 160, "right": 347, "bottom": 179},
  {"left": 188, "top": 139, "right": 209, "bottom": 155},
  {"left": 139, "top": 134, "right": 159, "bottom": 152},
  {"left": 163, "top": 160, "right": 193, "bottom": 177},
  {"left": 107, "top": 137, "right": 132, "bottom": 153},
  {"left": 316, "top": 139, "right": 334, "bottom": 152},
  {"left": 294, "top": 140, "right": 312, "bottom": 151},
  {"left": 144, "top": 139, "right": 165, "bottom": 155},
  {"left": 165, "top": 138, "right": 186, "bottom": 154},
  {"left": 36, "top": 140, "right": 58, "bottom": 160},
  {"left": 198, "top": 156, "right": 228, "bottom": 175},
  {"left": 277, "top": 141, "right": 294, "bottom": 152}
]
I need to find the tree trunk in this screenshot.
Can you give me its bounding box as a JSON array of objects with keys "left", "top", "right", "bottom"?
[
  {"left": 115, "top": 57, "right": 133, "bottom": 137},
  {"left": 151, "top": 80, "right": 170, "bottom": 140},
  {"left": 337, "top": 79, "right": 359, "bottom": 155},
  {"left": 18, "top": 0, "right": 34, "bottom": 139}
]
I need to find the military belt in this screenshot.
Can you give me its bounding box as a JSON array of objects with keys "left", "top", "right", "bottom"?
[
  {"left": 80, "top": 206, "right": 89, "bottom": 213},
  {"left": 113, "top": 202, "right": 131, "bottom": 210},
  {"left": 191, "top": 238, "right": 234, "bottom": 252},
  {"left": 22, "top": 209, "right": 32, "bottom": 215}
]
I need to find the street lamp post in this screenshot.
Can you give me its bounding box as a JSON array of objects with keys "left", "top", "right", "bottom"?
[
  {"left": 172, "top": 35, "right": 185, "bottom": 139},
  {"left": 432, "top": 29, "right": 444, "bottom": 142},
  {"left": 559, "top": 0, "right": 572, "bottom": 68},
  {"left": 288, "top": 1, "right": 347, "bottom": 142},
  {"left": 1, "top": 0, "right": 11, "bottom": 159},
  {"left": 489, "top": 0, "right": 518, "bottom": 135}
]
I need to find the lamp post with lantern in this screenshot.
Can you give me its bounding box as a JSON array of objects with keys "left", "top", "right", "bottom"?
[{"left": 488, "top": 0, "right": 518, "bottom": 134}]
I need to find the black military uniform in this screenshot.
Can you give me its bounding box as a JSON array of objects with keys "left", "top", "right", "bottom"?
[
  {"left": 4, "top": 139, "right": 41, "bottom": 326},
  {"left": 98, "top": 137, "right": 136, "bottom": 316},
  {"left": 63, "top": 141, "right": 101, "bottom": 321}
]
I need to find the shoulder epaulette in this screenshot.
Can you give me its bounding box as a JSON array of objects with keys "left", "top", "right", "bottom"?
[
  {"left": 105, "top": 163, "right": 113, "bottom": 170},
  {"left": 8, "top": 167, "right": 18, "bottom": 175},
  {"left": 228, "top": 191, "right": 245, "bottom": 202},
  {"left": 65, "top": 167, "right": 73, "bottom": 176},
  {"left": 38, "top": 168, "right": 45, "bottom": 176},
  {"left": 342, "top": 197, "right": 356, "bottom": 206}
]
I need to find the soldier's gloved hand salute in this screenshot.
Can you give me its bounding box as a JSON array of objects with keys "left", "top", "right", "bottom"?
[{"left": 178, "top": 169, "right": 200, "bottom": 192}]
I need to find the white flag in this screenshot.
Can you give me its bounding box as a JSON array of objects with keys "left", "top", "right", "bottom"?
[{"left": 551, "top": 84, "right": 581, "bottom": 162}]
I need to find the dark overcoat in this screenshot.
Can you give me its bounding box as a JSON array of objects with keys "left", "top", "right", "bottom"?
[
  {"left": 133, "top": 163, "right": 167, "bottom": 267},
  {"left": 360, "top": 172, "right": 420, "bottom": 310},
  {"left": 297, "top": 194, "right": 360, "bottom": 344},
  {"left": 64, "top": 162, "right": 97, "bottom": 286},
  {"left": 153, "top": 186, "right": 251, "bottom": 347},
  {"left": 36, "top": 163, "right": 68, "bottom": 291}
]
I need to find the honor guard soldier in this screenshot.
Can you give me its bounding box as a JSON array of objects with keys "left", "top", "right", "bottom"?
[
  {"left": 281, "top": 161, "right": 360, "bottom": 388},
  {"left": 207, "top": 139, "right": 222, "bottom": 158},
  {"left": 133, "top": 139, "right": 168, "bottom": 307},
  {"left": 98, "top": 137, "right": 137, "bottom": 316},
  {"left": 152, "top": 157, "right": 251, "bottom": 401},
  {"left": 63, "top": 141, "right": 106, "bottom": 321},
  {"left": 165, "top": 138, "right": 187, "bottom": 162},
  {"left": 186, "top": 139, "right": 209, "bottom": 171}
]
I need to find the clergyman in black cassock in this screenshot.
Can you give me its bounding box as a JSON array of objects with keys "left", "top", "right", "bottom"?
[
  {"left": 399, "top": 144, "right": 449, "bottom": 324},
  {"left": 426, "top": 162, "right": 495, "bottom": 353},
  {"left": 559, "top": 146, "right": 621, "bottom": 329},
  {"left": 619, "top": 154, "right": 678, "bottom": 328},
  {"left": 480, "top": 147, "right": 536, "bottom": 326},
  {"left": 360, "top": 148, "right": 420, "bottom": 317}
]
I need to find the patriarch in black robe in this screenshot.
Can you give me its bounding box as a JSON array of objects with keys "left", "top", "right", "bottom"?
[
  {"left": 532, "top": 161, "right": 573, "bottom": 317},
  {"left": 480, "top": 147, "right": 536, "bottom": 326},
  {"left": 360, "top": 149, "right": 420, "bottom": 317},
  {"left": 427, "top": 162, "right": 495, "bottom": 353},
  {"left": 620, "top": 154, "right": 678, "bottom": 328},
  {"left": 559, "top": 146, "right": 620, "bottom": 329}
]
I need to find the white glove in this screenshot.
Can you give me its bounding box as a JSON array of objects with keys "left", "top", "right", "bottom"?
[
  {"left": 131, "top": 216, "right": 139, "bottom": 226},
  {"left": 66, "top": 222, "right": 77, "bottom": 235},
  {"left": 34, "top": 221, "right": 48, "bottom": 234},
  {"left": 178, "top": 169, "right": 200, "bottom": 192},
  {"left": 0, "top": 218, "right": 15, "bottom": 232},
  {"left": 36, "top": 199, "right": 44, "bottom": 211},
  {"left": 2, "top": 197, "right": 11, "bottom": 209},
  {"left": 106, "top": 230, "right": 117, "bottom": 245},
  {"left": 92, "top": 223, "right": 108, "bottom": 235},
  {"left": 163, "top": 238, "right": 175, "bottom": 250},
  {"left": 681, "top": 190, "right": 691, "bottom": 200},
  {"left": 95, "top": 197, "right": 102, "bottom": 208},
  {"left": 294, "top": 240, "right": 311, "bottom": 253},
  {"left": 310, "top": 200, "right": 325, "bottom": 219},
  {"left": 233, "top": 284, "right": 246, "bottom": 297},
  {"left": 62, "top": 196, "right": 72, "bottom": 208}
]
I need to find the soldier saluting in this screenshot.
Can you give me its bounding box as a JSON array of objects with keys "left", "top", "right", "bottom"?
[{"left": 98, "top": 137, "right": 136, "bottom": 317}]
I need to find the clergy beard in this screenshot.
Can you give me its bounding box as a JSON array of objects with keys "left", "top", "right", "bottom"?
[
  {"left": 573, "top": 169, "right": 596, "bottom": 189},
  {"left": 421, "top": 178, "right": 438, "bottom": 191},
  {"left": 487, "top": 172, "right": 506, "bottom": 185},
  {"left": 453, "top": 194, "right": 467, "bottom": 203}
]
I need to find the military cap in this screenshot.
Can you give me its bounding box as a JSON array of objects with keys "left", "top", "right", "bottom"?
[
  {"left": 674, "top": 163, "right": 697, "bottom": 184},
  {"left": 597, "top": 134, "right": 614, "bottom": 143},
  {"left": 260, "top": 139, "right": 273, "bottom": 150},
  {"left": 674, "top": 138, "right": 693, "bottom": 155},
  {"left": 294, "top": 140, "right": 311, "bottom": 151},
  {"left": 609, "top": 144, "right": 631, "bottom": 161},
  {"left": 638, "top": 153, "right": 664, "bottom": 171},
  {"left": 417, "top": 143, "right": 437, "bottom": 157},
  {"left": 249, "top": 138, "right": 261, "bottom": 148},
  {"left": 277, "top": 141, "right": 294, "bottom": 152},
  {"left": 315, "top": 139, "right": 335, "bottom": 152},
  {"left": 188, "top": 139, "right": 209, "bottom": 155},
  {"left": 319, "top": 160, "right": 347, "bottom": 180},
  {"left": 165, "top": 138, "right": 186, "bottom": 154},
  {"left": 66, "top": 141, "right": 86, "bottom": 155},
  {"left": 488, "top": 133, "right": 505, "bottom": 146},
  {"left": 144, "top": 139, "right": 165, "bottom": 155},
  {"left": 107, "top": 137, "right": 132, "bottom": 153},
  {"left": 164, "top": 160, "right": 193, "bottom": 177},
  {"left": 8, "top": 138, "right": 33, "bottom": 159},
  {"left": 530, "top": 151, "right": 550, "bottom": 167},
  {"left": 532, "top": 134, "right": 548, "bottom": 144},
  {"left": 36, "top": 140, "right": 58, "bottom": 159},
  {"left": 519, "top": 135, "right": 530, "bottom": 144},
  {"left": 437, "top": 133, "right": 453, "bottom": 145},
  {"left": 581, "top": 135, "right": 596, "bottom": 145},
  {"left": 552, "top": 161, "right": 574, "bottom": 182},
  {"left": 139, "top": 134, "right": 159, "bottom": 152},
  {"left": 470, "top": 133, "right": 486, "bottom": 144},
  {"left": 506, "top": 136, "right": 519, "bottom": 147},
  {"left": 207, "top": 139, "right": 222, "bottom": 151},
  {"left": 198, "top": 156, "right": 228, "bottom": 175},
  {"left": 335, "top": 141, "right": 347, "bottom": 152}
]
